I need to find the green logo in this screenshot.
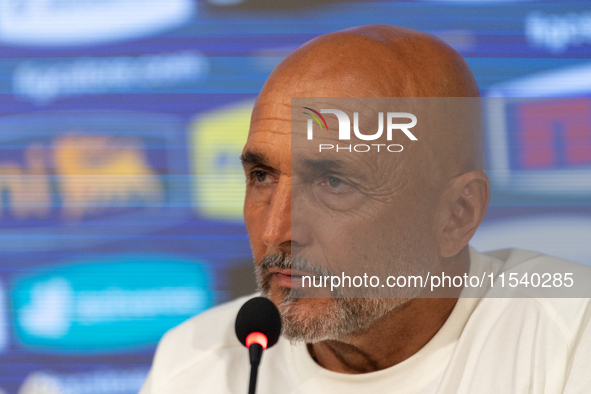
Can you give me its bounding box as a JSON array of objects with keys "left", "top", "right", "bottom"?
[{"left": 12, "top": 255, "right": 213, "bottom": 353}]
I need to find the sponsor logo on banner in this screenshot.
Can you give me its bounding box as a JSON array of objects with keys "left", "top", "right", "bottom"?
[
  {"left": 12, "top": 256, "right": 213, "bottom": 352},
  {"left": 486, "top": 65, "right": 591, "bottom": 194},
  {"left": 0, "top": 112, "right": 186, "bottom": 252},
  {"left": 14, "top": 52, "right": 209, "bottom": 103},
  {"left": 0, "top": 0, "right": 195, "bottom": 46},
  {"left": 526, "top": 11, "right": 591, "bottom": 53},
  {"left": 190, "top": 100, "right": 253, "bottom": 221},
  {"left": 19, "top": 368, "right": 148, "bottom": 394},
  {"left": 302, "top": 107, "right": 417, "bottom": 153}
]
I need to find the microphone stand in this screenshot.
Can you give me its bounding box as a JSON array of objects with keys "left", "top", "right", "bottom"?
[{"left": 248, "top": 343, "right": 264, "bottom": 394}]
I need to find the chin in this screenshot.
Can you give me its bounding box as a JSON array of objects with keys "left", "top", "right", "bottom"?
[
  {"left": 278, "top": 300, "right": 339, "bottom": 343},
  {"left": 263, "top": 286, "right": 331, "bottom": 340},
  {"left": 275, "top": 290, "right": 409, "bottom": 344}
]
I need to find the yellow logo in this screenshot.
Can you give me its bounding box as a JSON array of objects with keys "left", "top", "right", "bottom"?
[
  {"left": 54, "top": 135, "right": 163, "bottom": 220},
  {"left": 0, "top": 134, "right": 163, "bottom": 221},
  {"left": 190, "top": 100, "right": 254, "bottom": 221}
]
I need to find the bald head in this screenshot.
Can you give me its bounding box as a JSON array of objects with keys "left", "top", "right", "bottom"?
[{"left": 261, "top": 25, "right": 479, "bottom": 99}]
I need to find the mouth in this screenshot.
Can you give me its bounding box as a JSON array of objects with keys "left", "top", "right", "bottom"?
[{"left": 268, "top": 268, "right": 311, "bottom": 289}]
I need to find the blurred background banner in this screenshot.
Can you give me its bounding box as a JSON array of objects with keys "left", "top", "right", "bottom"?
[{"left": 0, "top": 0, "right": 590, "bottom": 392}]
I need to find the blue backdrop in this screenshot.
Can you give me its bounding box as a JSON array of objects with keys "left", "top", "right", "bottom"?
[{"left": 1, "top": 0, "right": 590, "bottom": 392}]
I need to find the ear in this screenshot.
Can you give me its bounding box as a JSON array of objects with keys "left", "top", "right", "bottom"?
[{"left": 437, "top": 171, "right": 490, "bottom": 258}]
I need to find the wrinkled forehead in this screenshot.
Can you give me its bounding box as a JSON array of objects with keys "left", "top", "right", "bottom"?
[
  {"left": 249, "top": 93, "right": 482, "bottom": 193},
  {"left": 250, "top": 87, "right": 408, "bottom": 143},
  {"left": 250, "top": 98, "right": 291, "bottom": 134},
  {"left": 253, "top": 94, "right": 470, "bottom": 144}
]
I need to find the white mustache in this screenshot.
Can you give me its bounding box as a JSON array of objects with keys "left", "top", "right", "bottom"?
[{"left": 258, "top": 254, "right": 335, "bottom": 277}]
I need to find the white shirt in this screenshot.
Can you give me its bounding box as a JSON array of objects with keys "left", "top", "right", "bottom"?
[{"left": 139, "top": 248, "right": 591, "bottom": 394}]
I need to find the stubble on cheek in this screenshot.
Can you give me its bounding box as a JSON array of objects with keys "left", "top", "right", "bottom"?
[{"left": 253, "top": 254, "right": 410, "bottom": 343}]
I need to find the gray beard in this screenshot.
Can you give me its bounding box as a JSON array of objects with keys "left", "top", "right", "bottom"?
[{"left": 254, "top": 254, "right": 424, "bottom": 343}]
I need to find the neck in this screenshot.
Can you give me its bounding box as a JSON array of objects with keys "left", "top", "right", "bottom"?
[{"left": 309, "top": 249, "right": 470, "bottom": 374}]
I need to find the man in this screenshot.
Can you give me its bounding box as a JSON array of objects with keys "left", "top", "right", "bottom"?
[{"left": 140, "top": 25, "right": 591, "bottom": 393}]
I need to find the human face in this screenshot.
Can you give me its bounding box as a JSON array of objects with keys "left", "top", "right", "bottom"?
[{"left": 242, "top": 95, "right": 439, "bottom": 342}]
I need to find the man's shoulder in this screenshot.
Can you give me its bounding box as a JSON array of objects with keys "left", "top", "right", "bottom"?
[
  {"left": 480, "top": 247, "right": 591, "bottom": 298},
  {"left": 149, "top": 294, "right": 258, "bottom": 383},
  {"left": 473, "top": 248, "right": 591, "bottom": 340}
]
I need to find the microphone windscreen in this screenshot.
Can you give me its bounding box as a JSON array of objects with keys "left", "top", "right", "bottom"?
[{"left": 235, "top": 297, "right": 282, "bottom": 349}]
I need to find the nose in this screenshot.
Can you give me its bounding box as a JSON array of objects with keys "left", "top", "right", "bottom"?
[
  {"left": 261, "top": 177, "right": 292, "bottom": 253},
  {"left": 261, "top": 176, "right": 313, "bottom": 254}
]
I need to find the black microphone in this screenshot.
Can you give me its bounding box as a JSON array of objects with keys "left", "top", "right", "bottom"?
[{"left": 235, "top": 297, "right": 282, "bottom": 394}]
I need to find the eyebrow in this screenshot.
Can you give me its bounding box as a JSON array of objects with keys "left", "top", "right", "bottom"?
[
  {"left": 240, "top": 150, "right": 270, "bottom": 166},
  {"left": 299, "top": 157, "right": 343, "bottom": 172}
]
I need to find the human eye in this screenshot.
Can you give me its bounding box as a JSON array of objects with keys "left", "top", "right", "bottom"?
[
  {"left": 320, "top": 175, "right": 355, "bottom": 194},
  {"left": 312, "top": 173, "right": 362, "bottom": 211},
  {"left": 248, "top": 169, "right": 277, "bottom": 185}
]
